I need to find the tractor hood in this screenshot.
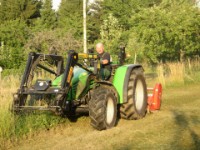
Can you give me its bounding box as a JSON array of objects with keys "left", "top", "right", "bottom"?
[{"left": 52, "top": 66, "right": 90, "bottom": 100}]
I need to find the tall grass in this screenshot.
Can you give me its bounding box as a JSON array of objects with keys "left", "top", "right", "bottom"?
[
  {"left": 156, "top": 64, "right": 166, "bottom": 87},
  {"left": 0, "top": 75, "right": 67, "bottom": 149},
  {"left": 156, "top": 60, "right": 200, "bottom": 87},
  {"left": 157, "top": 62, "right": 185, "bottom": 86},
  {"left": 0, "top": 75, "right": 18, "bottom": 148}
]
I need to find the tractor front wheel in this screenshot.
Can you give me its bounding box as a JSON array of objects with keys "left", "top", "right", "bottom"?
[{"left": 89, "top": 86, "right": 117, "bottom": 130}]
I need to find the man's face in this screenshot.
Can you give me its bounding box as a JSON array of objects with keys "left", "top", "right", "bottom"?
[{"left": 96, "top": 45, "right": 104, "bottom": 54}]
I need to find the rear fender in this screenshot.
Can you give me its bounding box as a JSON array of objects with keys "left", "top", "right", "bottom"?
[{"left": 112, "top": 64, "right": 143, "bottom": 104}]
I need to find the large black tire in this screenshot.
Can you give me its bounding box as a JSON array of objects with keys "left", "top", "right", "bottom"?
[
  {"left": 89, "top": 86, "right": 117, "bottom": 130},
  {"left": 120, "top": 68, "right": 147, "bottom": 120}
]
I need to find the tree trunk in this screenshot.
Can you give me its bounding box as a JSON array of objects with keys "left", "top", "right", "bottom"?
[{"left": 180, "top": 49, "right": 185, "bottom": 63}]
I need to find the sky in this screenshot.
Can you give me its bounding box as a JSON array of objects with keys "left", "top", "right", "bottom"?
[
  {"left": 52, "top": 0, "right": 96, "bottom": 11},
  {"left": 52, "top": 0, "right": 61, "bottom": 11}
]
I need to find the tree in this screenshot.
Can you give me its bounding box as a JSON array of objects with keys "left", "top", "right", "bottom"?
[
  {"left": 25, "top": 29, "right": 82, "bottom": 55},
  {"left": 40, "top": 0, "right": 57, "bottom": 29},
  {"left": 73, "top": 0, "right": 163, "bottom": 45},
  {"left": 101, "top": 0, "right": 162, "bottom": 29},
  {"left": 101, "top": 0, "right": 133, "bottom": 30},
  {"left": 0, "top": 20, "right": 29, "bottom": 69},
  {"left": 126, "top": 33, "right": 145, "bottom": 64},
  {"left": 57, "top": 0, "right": 83, "bottom": 37},
  {"left": 87, "top": 0, "right": 103, "bottom": 43},
  {"left": 0, "top": 0, "right": 41, "bottom": 23},
  {"left": 94, "top": 0, "right": 163, "bottom": 46},
  {"left": 99, "top": 14, "right": 123, "bottom": 54},
  {"left": 128, "top": 0, "right": 200, "bottom": 63}
]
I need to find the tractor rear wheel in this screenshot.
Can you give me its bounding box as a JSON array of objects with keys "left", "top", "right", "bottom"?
[
  {"left": 89, "top": 86, "right": 117, "bottom": 130},
  {"left": 120, "top": 68, "right": 147, "bottom": 120}
]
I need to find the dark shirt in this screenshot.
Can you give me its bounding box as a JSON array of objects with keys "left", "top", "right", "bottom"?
[{"left": 98, "top": 52, "right": 111, "bottom": 71}]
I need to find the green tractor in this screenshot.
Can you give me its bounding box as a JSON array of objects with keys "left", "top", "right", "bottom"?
[{"left": 13, "top": 48, "right": 147, "bottom": 130}]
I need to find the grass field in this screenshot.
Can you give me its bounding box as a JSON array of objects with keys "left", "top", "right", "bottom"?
[
  {"left": 9, "top": 83, "right": 200, "bottom": 150},
  {"left": 1, "top": 61, "right": 200, "bottom": 149}
]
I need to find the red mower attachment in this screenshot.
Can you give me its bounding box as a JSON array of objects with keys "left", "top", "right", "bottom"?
[{"left": 147, "top": 83, "right": 162, "bottom": 112}]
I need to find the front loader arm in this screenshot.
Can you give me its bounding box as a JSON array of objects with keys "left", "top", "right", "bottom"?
[{"left": 61, "top": 50, "right": 78, "bottom": 89}]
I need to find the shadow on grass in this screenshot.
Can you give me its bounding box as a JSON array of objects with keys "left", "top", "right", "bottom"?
[
  {"left": 171, "top": 110, "right": 200, "bottom": 149},
  {"left": 67, "top": 106, "right": 121, "bottom": 128},
  {"left": 66, "top": 110, "right": 89, "bottom": 122}
]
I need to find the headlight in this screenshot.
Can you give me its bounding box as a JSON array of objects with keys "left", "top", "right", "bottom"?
[{"left": 13, "top": 94, "right": 19, "bottom": 101}]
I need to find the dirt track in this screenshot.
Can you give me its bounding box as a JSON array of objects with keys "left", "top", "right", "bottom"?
[{"left": 12, "top": 84, "right": 200, "bottom": 150}]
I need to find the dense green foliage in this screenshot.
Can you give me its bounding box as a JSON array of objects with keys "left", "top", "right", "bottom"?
[
  {"left": 40, "top": 0, "right": 57, "bottom": 29},
  {"left": 0, "top": 0, "right": 199, "bottom": 70},
  {"left": 0, "top": 20, "right": 29, "bottom": 68},
  {"left": 0, "top": 0, "right": 41, "bottom": 22},
  {"left": 99, "top": 13, "right": 122, "bottom": 54},
  {"left": 58, "top": 0, "right": 83, "bottom": 37},
  {"left": 128, "top": 0, "right": 200, "bottom": 63}
]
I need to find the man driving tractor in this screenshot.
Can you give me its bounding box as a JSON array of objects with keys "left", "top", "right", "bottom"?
[{"left": 95, "top": 43, "right": 112, "bottom": 80}]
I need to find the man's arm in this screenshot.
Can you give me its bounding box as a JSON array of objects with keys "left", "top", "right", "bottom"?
[
  {"left": 101, "top": 59, "right": 109, "bottom": 64},
  {"left": 101, "top": 53, "right": 110, "bottom": 65}
]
